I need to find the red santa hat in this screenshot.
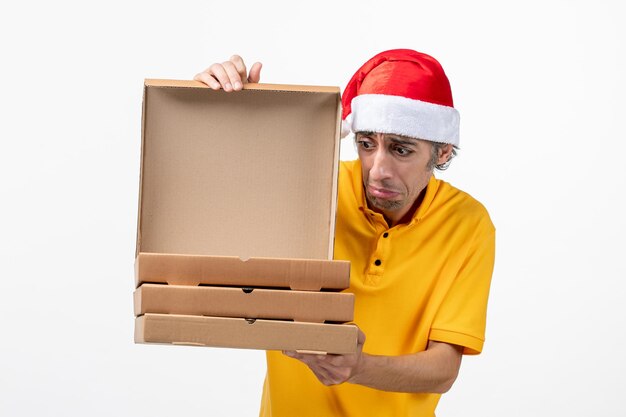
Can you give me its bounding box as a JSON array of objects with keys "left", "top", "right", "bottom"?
[{"left": 341, "top": 49, "right": 460, "bottom": 147}]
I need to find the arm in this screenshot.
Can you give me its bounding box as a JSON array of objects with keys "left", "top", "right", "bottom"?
[
  {"left": 284, "top": 330, "right": 463, "bottom": 394},
  {"left": 194, "top": 55, "right": 262, "bottom": 91},
  {"left": 352, "top": 340, "right": 463, "bottom": 393}
]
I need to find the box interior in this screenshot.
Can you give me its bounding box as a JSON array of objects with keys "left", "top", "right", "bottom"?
[{"left": 137, "top": 81, "right": 341, "bottom": 260}]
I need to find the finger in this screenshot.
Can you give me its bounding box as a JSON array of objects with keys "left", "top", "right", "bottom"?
[
  {"left": 314, "top": 362, "right": 349, "bottom": 386},
  {"left": 320, "top": 354, "right": 348, "bottom": 367},
  {"left": 316, "top": 355, "right": 348, "bottom": 371},
  {"left": 284, "top": 351, "right": 323, "bottom": 360},
  {"left": 247, "top": 62, "right": 262, "bottom": 83},
  {"left": 291, "top": 352, "right": 319, "bottom": 366},
  {"left": 221, "top": 61, "right": 244, "bottom": 91},
  {"left": 204, "top": 63, "right": 234, "bottom": 91},
  {"left": 283, "top": 351, "right": 312, "bottom": 364},
  {"left": 357, "top": 328, "right": 366, "bottom": 346},
  {"left": 229, "top": 54, "right": 248, "bottom": 87},
  {"left": 287, "top": 353, "right": 346, "bottom": 385},
  {"left": 310, "top": 365, "right": 336, "bottom": 386},
  {"left": 193, "top": 72, "right": 221, "bottom": 90},
  {"left": 299, "top": 358, "right": 337, "bottom": 386}
]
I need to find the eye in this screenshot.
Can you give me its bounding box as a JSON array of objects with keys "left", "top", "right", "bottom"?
[
  {"left": 357, "top": 139, "right": 374, "bottom": 150},
  {"left": 393, "top": 146, "right": 413, "bottom": 156}
]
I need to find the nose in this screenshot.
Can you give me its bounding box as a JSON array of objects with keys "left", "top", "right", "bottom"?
[{"left": 368, "top": 147, "right": 393, "bottom": 183}]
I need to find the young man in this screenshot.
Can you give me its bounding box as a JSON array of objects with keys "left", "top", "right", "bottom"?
[{"left": 195, "top": 49, "right": 495, "bottom": 417}]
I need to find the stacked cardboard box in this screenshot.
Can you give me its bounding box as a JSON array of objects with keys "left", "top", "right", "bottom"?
[{"left": 133, "top": 80, "right": 358, "bottom": 354}]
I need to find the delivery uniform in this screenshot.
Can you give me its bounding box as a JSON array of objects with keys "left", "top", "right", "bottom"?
[{"left": 259, "top": 159, "right": 496, "bottom": 417}]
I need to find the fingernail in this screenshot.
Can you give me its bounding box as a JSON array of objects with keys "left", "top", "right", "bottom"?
[
  {"left": 283, "top": 351, "right": 295, "bottom": 357},
  {"left": 224, "top": 82, "right": 232, "bottom": 91},
  {"left": 233, "top": 81, "right": 242, "bottom": 90}
]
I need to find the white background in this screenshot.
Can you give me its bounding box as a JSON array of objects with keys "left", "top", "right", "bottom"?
[{"left": 1, "top": 0, "right": 624, "bottom": 416}]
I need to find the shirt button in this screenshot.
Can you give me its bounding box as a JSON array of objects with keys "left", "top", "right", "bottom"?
[
  {"left": 374, "top": 259, "right": 382, "bottom": 266},
  {"left": 383, "top": 232, "right": 389, "bottom": 238}
]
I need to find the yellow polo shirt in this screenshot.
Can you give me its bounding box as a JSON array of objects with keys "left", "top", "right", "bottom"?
[{"left": 260, "top": 160, "right": 495, "bottom": 417}]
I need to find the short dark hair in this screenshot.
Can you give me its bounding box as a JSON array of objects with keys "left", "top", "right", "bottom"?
[{"left": 429, "top": 142, "right": 457, "bottom": 171}]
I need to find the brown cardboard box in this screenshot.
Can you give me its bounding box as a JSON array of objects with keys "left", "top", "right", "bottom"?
[
  {"left": 135, "top": 253, "right": 349, "bottom": 290},
  {"left": 135, "top": 80, "right": 357, "bottom": 353},
  {"left": 134, "top": 284, "right": 355, "bottom": 323},
  {"left": 137, "top": 80, "right": 342, "bottom": 261},
  {"left": 136, "top": 314, "right": 358, "bottom": 354}
]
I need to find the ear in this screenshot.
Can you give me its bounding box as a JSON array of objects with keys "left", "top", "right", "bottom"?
[{"left": 437, "top": 144, "right": 454, "bottom": 165}]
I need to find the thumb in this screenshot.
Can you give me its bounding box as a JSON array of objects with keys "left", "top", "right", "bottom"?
[
  {"left": 357, "top": 328, "right": 366, "bottom": 346},
  {"left": 247, "top": 62, "right": 263, "bottom": 83}
]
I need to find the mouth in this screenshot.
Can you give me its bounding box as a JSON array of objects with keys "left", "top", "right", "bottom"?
[{"left": 367, "top": 185, "right": 400, "bottom": 199}]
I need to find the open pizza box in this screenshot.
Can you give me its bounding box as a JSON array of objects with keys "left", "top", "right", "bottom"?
[{"left": 134, "top": 80, "right": 357, "bottom": 354}]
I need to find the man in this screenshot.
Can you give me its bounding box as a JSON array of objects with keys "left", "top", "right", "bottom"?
[{"left": 195, "top": 49, "right": 495, "bottom": 417}]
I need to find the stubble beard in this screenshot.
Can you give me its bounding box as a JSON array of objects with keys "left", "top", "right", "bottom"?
[{"left": 365, "top": 191, "right": 406, "bottom": 211}]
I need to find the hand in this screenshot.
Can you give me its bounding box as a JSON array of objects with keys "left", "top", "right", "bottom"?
[
  {"left": 283, "top": 327, "right": 366, "bottom": 386},
  {"left": 194, "top": 54, "right": 262, "bottom": 91}
]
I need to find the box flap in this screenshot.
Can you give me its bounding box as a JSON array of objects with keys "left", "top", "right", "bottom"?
[
  {"left": 145, "top": 79, "right": 340, "bottom": 94},
  {"left": 137, "top": 80, "right": 342, "bottom": 260}
]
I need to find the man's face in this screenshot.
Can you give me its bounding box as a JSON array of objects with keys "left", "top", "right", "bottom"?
[{"left": 356, "top": 132, "right": 435, "bottom": 226}]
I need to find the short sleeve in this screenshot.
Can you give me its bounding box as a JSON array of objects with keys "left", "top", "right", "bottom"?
[{"left": 429, "top": 227, "right": 496, "bottom": 355}]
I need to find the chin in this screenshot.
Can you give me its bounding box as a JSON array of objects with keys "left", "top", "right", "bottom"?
[{"left": 367, "top": 195, "right": 405, "bottom": 211}]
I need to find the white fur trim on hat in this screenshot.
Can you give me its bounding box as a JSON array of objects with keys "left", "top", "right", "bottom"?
[{"left": 343, "top": 94, "right": 460, "bottom": 146}]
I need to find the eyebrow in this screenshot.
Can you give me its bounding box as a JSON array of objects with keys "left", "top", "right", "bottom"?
[
  {"left": 357, "top": 131, "right": 418, "bottom": 142},
  {"left": 388, "top": 137, "right": 419, "bottom": 147},
  {"left": 355, "top": 131, "right": 420, "bottom": 147}
]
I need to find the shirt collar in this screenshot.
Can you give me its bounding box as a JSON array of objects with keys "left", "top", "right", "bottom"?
[{"left": 412, "top": 175, "right": 439, "bottom": 223}]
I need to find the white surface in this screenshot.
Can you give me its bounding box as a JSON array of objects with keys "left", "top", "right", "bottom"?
[{"left": 1, "top": 1, "right": 624, "bottom": 416}]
